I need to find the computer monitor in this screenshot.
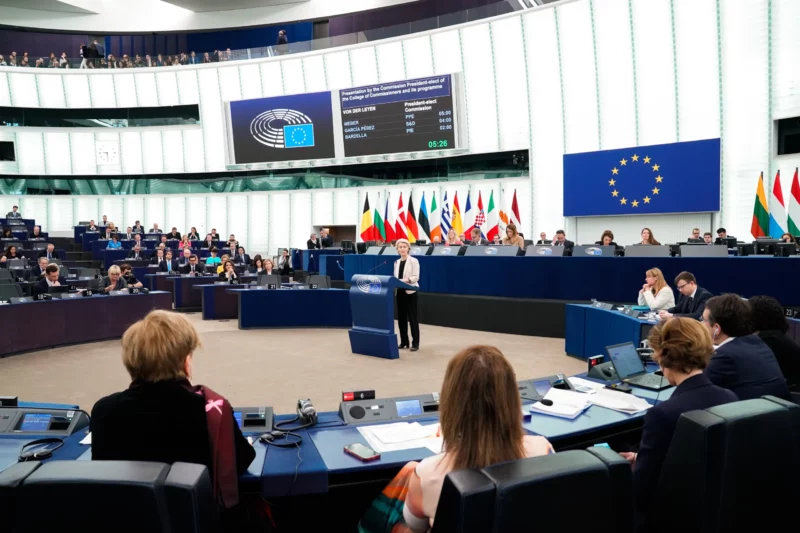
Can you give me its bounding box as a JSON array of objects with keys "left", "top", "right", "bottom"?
[{"left": 605, "top": 342, "right": 646, "bottom": 380}]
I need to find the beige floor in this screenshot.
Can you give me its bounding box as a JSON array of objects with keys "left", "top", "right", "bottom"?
[{"left": 0, "top": 314, "right": 585, "bottom": 415}]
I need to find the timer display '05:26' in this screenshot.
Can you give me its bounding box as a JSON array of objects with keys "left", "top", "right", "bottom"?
[{"left": 427, "top": 140, "right": 449, "bottom": 149}]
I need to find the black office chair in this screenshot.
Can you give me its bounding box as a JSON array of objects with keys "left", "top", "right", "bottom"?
[
  {"left": 648, "top": 398, "right": 796, "bottom": 533},
  {"left": 15, "top": 461, "right": 219, "bottom": 533},
  {"left": 305, "top": 274, "right": 330, "bottom": 289},
  {"left": 431, "top": 469, "right": 496, "bottom": 533},
  {"left": 481, "top": 450, "right": 633, "bottom": 533}
]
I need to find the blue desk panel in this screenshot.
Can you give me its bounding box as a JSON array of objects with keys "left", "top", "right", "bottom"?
[
  {"left": 565, "top": 304, "right": 658, "bottom": 359},
  {"left": 319, "top": 255, "right": 346, "bottom": 281},
  {"left": 344, "top": 255, "right": 800, "bottom": 305},
  {"left": 233, "top": 288, "right": 352, "bottom": 329}
]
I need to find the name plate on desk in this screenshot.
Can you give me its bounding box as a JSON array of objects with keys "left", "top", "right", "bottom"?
[{"left": 339, "top": 393, "right": 440, "bottom": 425}]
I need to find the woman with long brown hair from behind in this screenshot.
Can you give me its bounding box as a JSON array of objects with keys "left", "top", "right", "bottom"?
[{"left": 402, "top": 346, "right": 553, "bottom": 531}]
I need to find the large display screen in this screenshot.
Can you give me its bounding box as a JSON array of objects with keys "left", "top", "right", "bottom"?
[
  {"left": 228, "top": 91, "right": 336, "bottom": 164},
  {"left": 339, "top": 75, "right": 459, "bottom": 157}
]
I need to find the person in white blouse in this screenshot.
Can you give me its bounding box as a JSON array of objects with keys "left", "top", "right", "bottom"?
[{"left": 637, "top": 267, "right": 676, "bottom": 311}]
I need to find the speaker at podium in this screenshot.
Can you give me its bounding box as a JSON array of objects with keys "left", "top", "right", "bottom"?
[{"left": 349, "top": 275, "right": 420, "bottom": 360}]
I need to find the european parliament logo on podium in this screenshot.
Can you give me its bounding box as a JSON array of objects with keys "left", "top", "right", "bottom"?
[{"left": 563, "top": 138, "right": 721, "bottom": 217}]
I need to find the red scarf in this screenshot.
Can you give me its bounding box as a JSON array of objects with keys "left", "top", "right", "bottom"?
[{"left": 186, "top": 384, "right": 239, "bottom": 508}]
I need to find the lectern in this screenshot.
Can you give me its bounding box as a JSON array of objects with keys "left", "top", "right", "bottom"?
[{"left": 349, "top": 274, "right": 420, "bottom": 360}]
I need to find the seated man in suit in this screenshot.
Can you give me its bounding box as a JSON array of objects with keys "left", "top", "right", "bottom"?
[
  {"left": 33, "top": 264, "right": 66, "bottom": 296},
  {"left": 31, "top": 256, "right": 50, "bottom": 279},
  {"left": 127, "top": 244, "right": 146, "bottom": 260},
  {"left": 99, "top": 264, "right": 128, "bottom": 293},
  {"left": 659, "top": 271, "right": 712, "bottom": 320},
  {"left": 687, "top": 227, "right": 703, "bottom": 243},
  {"left": 535, "top": 232, "right": 550, "bottom": 245},
  {"left": 29, "top": 225, "right": 44, "bottom": 239},
  {"left": 620, "top": 318, "right": 737, "bottom": 528},
  {"left": 468, "top": 227, "right": 488, "bottom": 245},
  {"left": 551, "top": 229, "right": 574, "bottom": 255},
  {"left": 320, "top": 228, "right": 334, "bottom": 248},
  {"left": 168, "top": 227, "right": 181, "bottom": 240},
  {"left": 307, "top": 233, "right": 321, "bottom": 249},
  {"left": 6, "top": 205, "right": 21, "bottom": 218},
  {"left": 702, "top": 293, "right": 790, "bottom": 400},
  {"left": 159, "top": 250, "right": 179, "bottom": 273},
  {"left": 38, "top": 243, "right": 57, "bottom": 261},
  {"left": 233, "top": 246, "right": 250, "bottom": 265},
  {"left": 181, "top": 254, "right": 201, "bottom": 276},
  {"left": 150, "top": 223, "right": 162, "bottom": 233}
]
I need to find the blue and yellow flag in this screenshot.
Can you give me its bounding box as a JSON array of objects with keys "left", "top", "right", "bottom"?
[{"left": 563, "top": 139, "right": 720, "bottom": 217}]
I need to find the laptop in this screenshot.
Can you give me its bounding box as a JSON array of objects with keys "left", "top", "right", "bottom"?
[{"left": 605, "top": 342, "right": 670, "bottom": 391}]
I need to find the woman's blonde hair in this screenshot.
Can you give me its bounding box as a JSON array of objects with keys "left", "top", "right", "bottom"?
[
  {"left": 645, "top": 267, "right": 668, "bottom": 296},
  {"left": 122, "top": 310, "right": 200, "bottom": 382},
  {"left": 648, "top": 317, "right": 714, "bottom": 374},
  {"left": 440, "top": 345, "right": 525, "bottom": 470}
]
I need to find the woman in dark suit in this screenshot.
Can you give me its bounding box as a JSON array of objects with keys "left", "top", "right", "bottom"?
[
  {"left": 393, "top": 239, "right": 420, "bottom": 351},
  {"left": 749, "top": 295, "right": 800, "bottom": 390},
  {"left": 91, "top": 310, "right": 254, "bottom": 513},
  {"left": 621, "top": 317, "right": 737, "bottom": 526}
]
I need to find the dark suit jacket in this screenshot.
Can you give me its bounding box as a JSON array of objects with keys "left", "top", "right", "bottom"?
[
  {"left": 37, "top": 251, "right": 56, "bottom": 260},
  {"left": 307, "top": 239, "right": 321, "bottom": 250},
  {"left": 634, "top": 374, "right": 737, "bottom": 520},
  {"left": 33, "top": 277, "right": 67, "bottom": 296},
  {"left": 666, "top": 286, "right": 712, "bottom": 320},
  {"left": 91, "top": 379, "right": 254, "bottom": 478},
  {"left": 705, "top": 334, "right": 790, "bottom": 400},
  {"left": 158, "top": 259, "right": 179, "bottom": 273},
  {"left": 756, "top": 330, "right": 800, "bottom": 390},
  {"left": 320, "top": 235, "right": 334, "bottom": 248},
  {"left": 181, "top": 263, "right": 201, "bottom": 275}
]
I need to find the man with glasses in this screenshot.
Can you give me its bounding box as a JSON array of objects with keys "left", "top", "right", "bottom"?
[{"left": 659, "top": 271, "right": 712, "bottom": 321}]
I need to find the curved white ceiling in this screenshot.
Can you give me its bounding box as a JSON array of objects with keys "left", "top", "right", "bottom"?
[{"left": 0, "top": 0, "right": 420, "bottom": 32}]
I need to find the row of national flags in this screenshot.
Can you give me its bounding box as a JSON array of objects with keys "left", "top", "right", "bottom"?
[
  {"left": 360, "top": 189, "right": 522, "bottom": 243},
  {"left": 752, "top": 168, "right": 800, "bottom": 238}
]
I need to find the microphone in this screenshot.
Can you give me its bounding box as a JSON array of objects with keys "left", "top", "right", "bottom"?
[{"left": 365, "top": 261, "right": 387, "bottom": 275}]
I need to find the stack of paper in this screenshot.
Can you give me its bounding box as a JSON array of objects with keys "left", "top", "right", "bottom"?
[
  {"left": 358, "top": 422, "right": 443, "bottom": 454},
  {"left": 589, "top": 388, "right": 652, "bottom": 415},
  {"left": 529, "top": 388, "right": 592, "bottom": 419}
]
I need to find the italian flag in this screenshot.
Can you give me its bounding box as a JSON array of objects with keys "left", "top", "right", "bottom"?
[{"left": 751, "top": 172, "right": 769, "bottom": 238}]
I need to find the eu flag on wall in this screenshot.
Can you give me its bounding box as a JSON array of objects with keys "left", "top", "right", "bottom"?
[{"left": 563, "top": 138, "right": 720, "bottom": 217}]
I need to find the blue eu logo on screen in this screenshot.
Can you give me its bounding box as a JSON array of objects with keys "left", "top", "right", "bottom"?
[{"left": 284, "top": 123, "right": 315, "bottom": 148}]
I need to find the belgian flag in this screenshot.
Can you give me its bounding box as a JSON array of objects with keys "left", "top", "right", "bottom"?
[{"left": 360, "top": 193, "right": 375, "bottom": 241}]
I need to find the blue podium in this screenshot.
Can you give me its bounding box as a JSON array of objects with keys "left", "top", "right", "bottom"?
[{"left": 348, "top": 275, "right": 418, "bottom": 360}]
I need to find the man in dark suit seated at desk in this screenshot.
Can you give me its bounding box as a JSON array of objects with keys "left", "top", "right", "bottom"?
[
  {"left": 659, "top": 271, "right": 712, "bottom": 321},
  {"left": 552, "top": 229, "right": 574, "bottom": 255},
  {"left": 181, "top": 255, "right": 201, "bottom": 276},
  {"left": 159, "top": 250, "right": 179, "bottom": 274},
  {"left": 320, "top": 228, "right": 334, "bottom": 248},
  {"left": 307, "top": 233, "right": 321, "bottom": 249},
  {"left": 33, "top": 264, "right": 65, "bottom": 296},
  {"left": 127, "top": 244, "right": 147, "bottom": 260},
  {"left": 38, "top": 243, "right": 57, "bottom": 261},
  {"left": 468, "top": 228, "right": 489, "bottom": 245},
  {"left": 701, "top": 294, "right": 790, "bottom": 401}
]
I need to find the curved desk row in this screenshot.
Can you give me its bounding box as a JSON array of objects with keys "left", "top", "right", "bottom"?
[
  {"left": 0, "top": 291, "right": 172, "bottom": 357},
  {"left": 344, "top": 254, "right": 800, "bottom": 305}
]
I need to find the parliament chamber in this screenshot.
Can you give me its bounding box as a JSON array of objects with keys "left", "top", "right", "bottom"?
[{"left": 2, "top": 0, "right": 800, "bottom": 531}]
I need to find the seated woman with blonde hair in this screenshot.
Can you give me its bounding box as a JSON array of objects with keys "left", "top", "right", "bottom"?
[
  {"left": 402, "top": 345, "right": 553, "bottom": 531},
  {"left": 637, "top": 267, "right": 676, "bottom": 311}
]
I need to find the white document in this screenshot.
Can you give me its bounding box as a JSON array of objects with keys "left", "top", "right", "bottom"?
[
  {"left": 589, "top": 388, "right": 652, "bottom": 414},
  {"left": 358, "top": 423, "right": 440, "bottom": 453},
  {"left": 529, "top": 388, "right": 592, "bottom": 420},
  {"left": 80, "top": 432, "right": 92, "bottom": 445}
]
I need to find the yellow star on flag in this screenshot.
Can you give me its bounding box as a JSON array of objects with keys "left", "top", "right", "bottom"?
[
  {"left": 631, "top": 154, "right": 639, "bottom": 162},
  {"left": 643, "top": 156, "right": 651, "bottom": 164},
  {"left": 631, "top": 200, "right": 639, "bottom": 207},
  {"left": 643, "top": 196, "right": 651, "bottom": 203},
  {"left": 652, "top": 164, "right": 660, "bottom": 172},
  {"left": 611, "top": 189, "right": 619, "bottom": 197},
  {"left": 655, "top": 175, "right": 663, "bottom": 183},
  {"left": 611, "top": 167, "right": 619, "bottom": 175},
  {"left": 609, "top": 178, "right": 616, "bottom": 186},
  {"left": 620, "top": 158, "right": 627, "bottom": 166},
  {"left": 652, "top": 187, "right": 660, "bottom": 195},
  {"left": 620, "top": 198, "right": 627, "bottom": 205}
]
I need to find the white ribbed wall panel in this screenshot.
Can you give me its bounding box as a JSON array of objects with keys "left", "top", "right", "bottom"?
[
  {"left": 89, "top": 74, "right": 116, "bottom": 108},
  {"left": 376, "top": 42, "right": 405, "bottom": 83},
  {"left": 460, "top": 23, "right": 498, "bottom": 154},
  {"left": 165, "top": 196, "right": 186, "bottom": 235},
  {"left": 43, "top": 132, "right": 71, "bottom": 175},
  {"left": 269, "top": 193, "right": 291, "bottom": 253},
  {"left": 491, "top": 16, "right": 529, "bottom": 152},
  {"left": 228, "top": 195, "right": 249, "bottom": 251},
  {"left": 281, "top": 58, "right": 305, "bottom": 95},
  {"left": 323, "top": 51, "right": 352, "bottom": 90},
  {"left": 302, "top": 55, "right": 327, "bottom": 92},
  {"left": 349, "top": 47, "right": 379, "bottom": 87},
  {"left": 248, "top": 194, "right": 270, "bottom": 256},
  {"left": 558, "top": 0, "right": 600, "bottom": 154},
  {"left": 155, "top": 71, "right": 180, "bottom": 107},
  {"left": 8, "top": 73, "right": 38, "bottom": 107},
  {"left": 37, "top": 75, "right": 67, "bottom": 108},
  {"left": 99, "top": 197, "right": 124, "bottom": 227},
  {"left": 71, "top": 132, "right": 97, "bottom": 175},
  {"left": 311, "top": 191, "right": 334, "bottom": 226},
  {"left": 144, "top": 196, "right": 166, "bottom": 229},
  {"left": 239, "top": 64, "right": 263, "bottom": 100},
  {"left": 259, "top": 62, "right": 284, "bottom": 97},
  {"left": 402, "top": 36, "right": 434, "bottom": 79},
  {"left": 63, "top": 75, "right": 92, "bottom": 108},
  {"left": 206, "top": 196, "right": 227, "bottom": 237}
]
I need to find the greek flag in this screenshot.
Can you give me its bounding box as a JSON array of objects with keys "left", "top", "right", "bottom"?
[{"left": 440, "top": 191, "right": 452, "bottom": 236}]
